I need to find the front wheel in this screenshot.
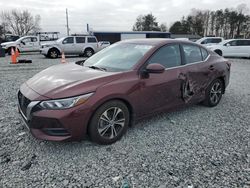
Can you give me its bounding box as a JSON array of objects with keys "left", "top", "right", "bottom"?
[
  {"left": 48, "top": 48, "right": 59, "bottom": 58},
  {"left": 203, "top": 79, "right": 224, "bottom": 107},
  {"left": 88, "top": 100, "right": 130, "bottom": 145},
  {"left": 84, "top": 48, "right": 94, "bottom": 57}
]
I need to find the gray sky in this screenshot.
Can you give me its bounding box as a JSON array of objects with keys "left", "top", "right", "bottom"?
[{"left": 1, "top": 0, "right": 250, "bottom": 36}]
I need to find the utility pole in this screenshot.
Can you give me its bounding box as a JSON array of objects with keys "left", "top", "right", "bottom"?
[
  {"left": 66, "top": 8, "right": 69, "bottom": 36},
  {"left": 87, "top": 24, "right": 89, "bottom": 33}
]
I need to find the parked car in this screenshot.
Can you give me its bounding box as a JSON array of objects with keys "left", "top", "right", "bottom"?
[
  {"left": 207, "top": 39, "right": 250, "bottom": 57},
  {"left": 41, "top": 36, "right": 99, "bottom": 58},
  {"left": 1, "top": 34, "right": 20, "bottom": 43},
  {"left": 1, "top": 36, "right": 41, "bottom": 54},
  {"left": 196, "top": 37, "right": 224, "bottom": 46},
  {"left": 18, "top": 39, "right": 230, "bottom": 144},
  {"left": 98, "top": 41, "right": 110, "bottom": 50}
]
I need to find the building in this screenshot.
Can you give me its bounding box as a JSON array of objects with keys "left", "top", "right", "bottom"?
[{"left": 93, "top": 31, "right": 171, "bottom": 44}]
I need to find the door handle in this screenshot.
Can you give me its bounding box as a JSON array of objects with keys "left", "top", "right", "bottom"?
[{"left": 209, "top": 65, "right": 214, "bottom": 70}]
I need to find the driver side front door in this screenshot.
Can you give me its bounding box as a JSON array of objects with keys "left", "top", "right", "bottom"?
[{"left": 136, "top": 44, "right": 184, "bottom": 117}]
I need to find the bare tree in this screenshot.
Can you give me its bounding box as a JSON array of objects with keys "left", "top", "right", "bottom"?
[
  {"left": 1, "top": 10, "right": 41, "bottom": 36},
  {"left": 159, "top": 23, "right": 167, "bottom": 32}
]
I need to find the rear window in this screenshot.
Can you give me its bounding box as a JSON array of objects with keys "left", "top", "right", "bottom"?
[
  {"left": 88, "top": 37, "right": 97, "bottom": 43},
  {"left": 31, "top": 37, "right": 37, "bottom": 42},
  {"left": 210, "top": 38, "right": 222, "bottom": 43},
  {"left": 76, "top": 37, "right": 85, "bottom": 43},
  {"left": 182, "top": 44, "right": 203, "bottom": 64},
  {"left": 201, "top": 38, "right": 222, "bottom": 44}
]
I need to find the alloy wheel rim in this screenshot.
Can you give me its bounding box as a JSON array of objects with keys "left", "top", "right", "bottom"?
[
  {"left": 98, "top": 107, "right": 125, "bottom": 139},
  {"left": 210, "top": 82, "right": 222, "bottom": 104},
  {"left": 86, "top": 50, "right": 93, "bottom": 57},
  {"left": 51, "top": 51, "right": 57, "bottom": 58}
]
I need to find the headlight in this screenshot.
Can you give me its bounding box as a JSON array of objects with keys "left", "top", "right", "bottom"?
[
  {"left": 1, "top": 45, "right": 6, "bottom": 48},
  {"left": 39, "top": 93, "right": 93, "bottom": 110}
]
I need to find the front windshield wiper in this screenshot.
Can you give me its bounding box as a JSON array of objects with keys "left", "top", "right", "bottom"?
[{"left": 86, "top": 65, "right": 107, "bottom": 71}]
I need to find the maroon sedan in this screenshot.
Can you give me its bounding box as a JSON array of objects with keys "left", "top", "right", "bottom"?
[{"left": 18, "top": 39, "right": 230, "bottom": 144}]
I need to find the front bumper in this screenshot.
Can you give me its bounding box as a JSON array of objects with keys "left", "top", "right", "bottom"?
[
  {"left": 17, "top": 91, "right": 92, "bottom": 141},
  {"left": 40, "top": 47, "right": 50, "bottom": 55}
]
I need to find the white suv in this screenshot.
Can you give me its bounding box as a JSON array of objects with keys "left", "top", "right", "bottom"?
[
  {"left": 41, "top": 36, "right": 99, "bottom": 58},
  {"left": 207, "top": 39, "right": 250, "bottom": 57},
  {"left": 196, "top": 37, "right": 224, "bottom": 47}
]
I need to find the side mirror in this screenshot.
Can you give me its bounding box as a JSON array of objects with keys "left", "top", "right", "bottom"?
[
  {"left": 225, "top": 43, "right": 230, "bottom": 47},
  {"left": 21, "top": 41, "right": 25, "bottom": 45},
  {"left": 146, "top": 63, "right": 165, "bottom": 74}
]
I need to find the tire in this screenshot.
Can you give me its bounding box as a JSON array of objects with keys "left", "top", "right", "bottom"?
[
  {"left": 88, "top": 100, "right": 130, "bottom": 145},
  {"left": 84, "top": 48, "right": 94, "bottom": 57},
  {"left": 48, "top": 48, "right": 59, "bottom": 58},
  {"left": 214, "top": 50, "right": 222, "bottom": 56},
  {"left": 203, "top": 79, "right": 224, "bottom": 107}
]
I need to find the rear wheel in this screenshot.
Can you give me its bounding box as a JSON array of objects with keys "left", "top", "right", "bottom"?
[
  {"left": 88, "top": 100, "right": 130, "bottom": 145},
  {"left": 203, "top": 79, "right": 224, "bottom": 107}
]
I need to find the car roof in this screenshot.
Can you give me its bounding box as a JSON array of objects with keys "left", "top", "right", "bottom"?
[{"left": 119, "top": 38, "right": 197, "bottom": 46}]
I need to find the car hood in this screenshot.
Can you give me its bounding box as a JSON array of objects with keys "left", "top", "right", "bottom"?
[
  {"left": 41, "top": 41, "right": 57, "bottom": 46},
  {"left": 206, "top": 44, "right": 221, "bottom": 49},
  {"left": 1, "top": 41, "right": 15, "bottom": 46},
  {"left": 25, "top": 62, "right": 123, "bottom": 99}
]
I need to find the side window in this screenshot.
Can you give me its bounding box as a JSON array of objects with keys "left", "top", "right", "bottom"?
[
  {"left": 76, "top": 37, "right": 85, "bottom": 43},
  {"left": 237, "top": 40, "right": 250, "bottom": 46},
  {"left": 148, "top": 44, "right": 181, "bottom": 68},
  {"left": 200, "top": 47, "right": 209, "bottom": 60},
  {"left": 211, "top": 38, "right": 222, "bottom": 43},
  {"left": 87, "top": 37, "right": 97, "bottom": 43},
  {"left": 62, "top": 37, "right": 74, "bottom": 44},
  {"left": 201, "top": 39, "right": 207, "bottom": 44},
  {"left": 227, "top": 40, "right": 237, "bottom": 46},
  {"left": 244, "top": 40, "right": 250, "bottom": 46},
  {"left": 22, "top": 37, "right": 32, "bottom": 43},
  {"left": 182, "top": 44, "right": 203, "bottom": 64},
  {"left": 31, "top": 37, "right": 37, "bottom": 42}
]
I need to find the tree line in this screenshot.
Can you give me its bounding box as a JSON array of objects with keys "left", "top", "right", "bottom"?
[
  {"left": 132, "top": 4, "right": 250, "bottom": 39},
  {"left": 133, "top": 13, "right": 167, "bottom": 32},
  {"left": 169, "top": 4, "right": 250, "bottom": 39}
]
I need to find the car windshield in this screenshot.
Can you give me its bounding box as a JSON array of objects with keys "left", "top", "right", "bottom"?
[
  {"left": 219, "top": 40, "right": 230, "bottom": 45},
  {"left": 84, "top": 43, "right": 154, "bottom": 72},
  {"left": 56, "top": 38, "right": 65, "bottom": 43}
]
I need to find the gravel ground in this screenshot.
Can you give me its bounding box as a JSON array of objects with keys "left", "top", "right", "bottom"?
[{"left": 0, "top": 53, "right": 249, "bottom": 188}]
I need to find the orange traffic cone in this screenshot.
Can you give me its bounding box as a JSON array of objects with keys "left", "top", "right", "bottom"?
[
  {"left": 61, "top": 51, "right": 66, "bottom": 63},
  {"left": 11, "top": 47, "right": 17, "bottom": 64},
  {"left": 15, "top": 47, "right": 20, "bottom": 57}
]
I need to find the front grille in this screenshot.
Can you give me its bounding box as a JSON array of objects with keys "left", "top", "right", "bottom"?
[
  {"left": 43, "top": 128, "right": 70, "bottom": 136},
  {"left": 18, "top": 91, "right": 31, "bottom": 117}
]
